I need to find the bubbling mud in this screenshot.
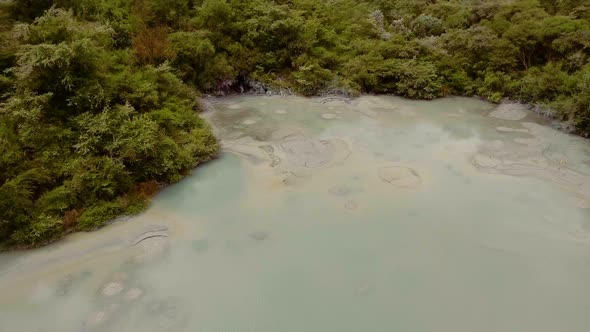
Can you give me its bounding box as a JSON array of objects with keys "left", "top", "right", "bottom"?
[
  {"left": 1, "top": 95, "right": 590, "bottom": 332},
  {"left": 473, "top": 122, "right": 590, "bottom": 207}
]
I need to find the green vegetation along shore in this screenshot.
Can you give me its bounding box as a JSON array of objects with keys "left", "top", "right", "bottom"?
[{"left": 1, "top": 0, "right": 589, "bottom": 248}]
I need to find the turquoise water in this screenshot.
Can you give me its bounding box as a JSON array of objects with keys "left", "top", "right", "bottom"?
[{"left": 1, "top": 96, "right": 589, "bottom": 332}]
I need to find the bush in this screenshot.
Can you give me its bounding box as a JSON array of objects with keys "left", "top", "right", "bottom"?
[
  {"left": 291, "top": 58, "right": 334, "bottom": 96},
  {"left": 0, "top": 9, "right": 219, "bottom": 248},
  {"left": 36, "top": 185, "right": 78, "bottom": 215},
  {"left": 373, "top": 59, "right": 443, "bottom": 99},
  {"left": 11, "top": 214, "right": 63, "bottom": 247},
  {"left": 77, "top": 200, "right": 124, "bottom": 231},
  {"left": 410, "top": 14, "right": 445, "bottom": 37}
]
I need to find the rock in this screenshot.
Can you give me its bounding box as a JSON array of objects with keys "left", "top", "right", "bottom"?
[
  {"left": 227, "top": 104, "right": 241, "bottom": 110},
  {"left": 321, "top": 113, "right": 337, "bottom": 120},
  {"left": 242, "top": 119, "right": 257, "bottom": 125},
  {"left": 378, "top": 166, "right": 422, "bottom": 188},
  {"left": 274, "top": 109, "right": 288, "bottom": 115}
]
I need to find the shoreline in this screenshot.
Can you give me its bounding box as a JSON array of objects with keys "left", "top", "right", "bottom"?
[
  {"left": 3, "top": 93, "right": 587, "bottom": 252},
  {"left": 203, "top": 90, "right": 585, "bottom": 139}
]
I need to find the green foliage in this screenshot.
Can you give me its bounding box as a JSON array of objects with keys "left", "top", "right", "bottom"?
[
  {"left": 168, "top": 31, "right": 218, "bottom": 88},
  {"left": 9, "top": 0, "right": 54, "bottom": 21},
  {"left": 292, "top": 57, "right": 334, "bottom": 96},
  {"left": 2, "top": 0, "right": 590, "bottom": 248},
  {"left": 410, "top": 14, "right": 445, "bottom": 37},
  {"left": 373, "top": 59, "right": 443, "bottom": 99},
  {"left": 11, "top": 214, "right": 63, "bottom": 246},
  {"left": 77, "top": 200, "right": 123, "bottom": 231},
  {"left": 0, "top": 8, "right": 218, "bottom": 247}
]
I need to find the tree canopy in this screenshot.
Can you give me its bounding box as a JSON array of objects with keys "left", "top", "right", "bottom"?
[
  {"left": 1, "top": 0, "right": 589, "bottom": 247},
  {"left": 0, "top": 7, "right": 217, "bottom": 247}
]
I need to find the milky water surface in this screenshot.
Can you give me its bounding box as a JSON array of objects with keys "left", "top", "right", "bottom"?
[{"left": 1, "top": 96, "right": 590, "bottom": 332}]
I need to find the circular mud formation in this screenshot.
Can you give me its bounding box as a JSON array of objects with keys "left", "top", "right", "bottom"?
[
  {"left": 489, "top": 103, "right": 528, "bottom": 120},
  {"left": 276, "top": 135, "right": 350, "bottom": 169},
  {"left": 242, "top": 119, "right": 257, "bottom": 125},
  {"left": 124, "top": 288, "right": 143, "bottom": 301},
  {"left": 378, "top": 166, "right": 422, "bottom": 189},
  {"left": 84, "top": 303, "right": 120, "bottom": 329},
  {"left": 472, "top": 124, "right": 590, "bottom": 205},
  {"left": 102, "top": 282, "right": 125, "bottom": 297}
]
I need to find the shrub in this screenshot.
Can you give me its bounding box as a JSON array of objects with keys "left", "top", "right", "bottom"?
[
  {"left": 77, "top": 200, "right": 124, "bottom": 231},
  {"left": 11, "top": 214, "right": 63, "bottom": 247}
]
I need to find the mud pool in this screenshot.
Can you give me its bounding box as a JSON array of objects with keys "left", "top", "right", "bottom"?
[{"left": 1, "top": 95, "right": 590, "bottom": 331}]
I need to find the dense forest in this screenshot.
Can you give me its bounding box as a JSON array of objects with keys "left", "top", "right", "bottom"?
[{"left": 1, "top": 0, "right": 589, "bottom": 248}]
